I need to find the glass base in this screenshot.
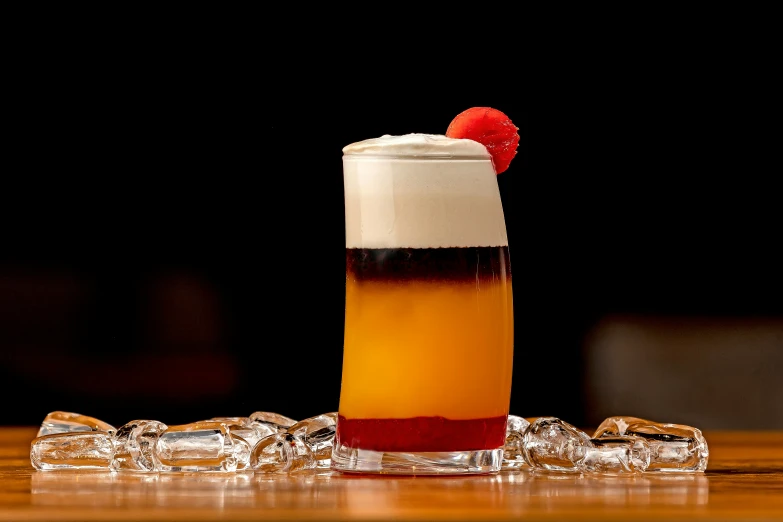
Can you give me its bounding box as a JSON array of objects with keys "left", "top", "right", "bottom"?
[{"left": 330, "top": 443, "right": 503, "bottom": 475}]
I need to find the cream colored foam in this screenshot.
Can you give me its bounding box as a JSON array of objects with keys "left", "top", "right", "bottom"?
[
  {"left": 343, "top": 134, "right": 508, "bottom": 249},
  {"left": 342, "top": 133, "right": 490, "bottom": 158}
]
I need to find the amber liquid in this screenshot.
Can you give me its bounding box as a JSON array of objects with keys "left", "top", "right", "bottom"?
[{"left": 337, "top": 246, "right": 513, "bottom": 452}]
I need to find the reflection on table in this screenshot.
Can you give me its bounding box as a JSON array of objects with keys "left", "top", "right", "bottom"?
[{"left": 30, "top": 468, "right": 710, "bottom": 512}]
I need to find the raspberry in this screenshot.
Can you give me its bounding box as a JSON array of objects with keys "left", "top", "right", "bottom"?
[{"left": 446, "top": 107, "right": 520, "bottom": 174}]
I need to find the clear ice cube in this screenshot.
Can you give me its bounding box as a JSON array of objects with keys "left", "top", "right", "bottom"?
[
  {"left": 580, "top": 436, "right": 651, "bottom": 474},
  {"left": 226, "top": 424, "right": 275, "bottom": 449},
  {"left": 248, "top": 411, "right": 298, "bottom": 432},
  {"left": 628, "top": 424, "right": 708, "bottom": 473},
  {"left": 286, "top": 412, "right": 337, "bottom": 468},
  {"left": 110, "top": 420, "right": 168, "bottom": 472},
  {"left": 31, "top": 432, "right": 114, "bottom": 470},
  {"left": 594, "top": 417, "right": 709, "bottom": 472},
  {"left": 204, "top": 416, "right": 276, "bottom": 449},
  {"left": 155, "top": 421, "right": 251, "bottom": 472},
  {"left": 250, "top": 432, "right": 316, "bottom": 473},
  {"left": 502, "top": 414, "right": 531, "bottom": 470},
  {"left": 37, "top": 411, "right": 117, "bottom": 438},
  {"left": 593, "top": 416, "right": 654, "bottom": 438},
  {"left": 522, "top": 417, "right": 592, "bottom": 472},
  {"left": 205, "top": 416, "right": 253, "bottom": 426}
]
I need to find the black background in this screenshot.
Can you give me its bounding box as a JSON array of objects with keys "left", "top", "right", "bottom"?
[{"left": 1, "top": 24, "right": 780, "bottom": 430}]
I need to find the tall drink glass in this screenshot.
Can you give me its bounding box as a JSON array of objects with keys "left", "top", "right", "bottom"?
[{"left": 331, "top": 134, "right": 514, "bottom": 475}]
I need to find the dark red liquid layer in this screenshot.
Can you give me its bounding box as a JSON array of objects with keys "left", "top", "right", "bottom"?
[
  {"left": 347, "top": 246, "right": 512, "bottom": 283},
  {"left": 336, "top": 415, "right": 508, "bottom": 452}
]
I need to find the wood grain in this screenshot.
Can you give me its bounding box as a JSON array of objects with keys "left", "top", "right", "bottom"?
[{"left": 1, "top": 427, "right": 782, "bottom": 521}]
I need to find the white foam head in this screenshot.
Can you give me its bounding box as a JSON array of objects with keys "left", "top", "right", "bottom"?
[
  {"left": 343, "top": 134, "right": 508, "bottom": 249},
  {"left": 342, "top": 133, "right": 491, "bottom": 158}
]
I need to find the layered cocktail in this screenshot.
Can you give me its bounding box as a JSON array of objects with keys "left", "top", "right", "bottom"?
[{"left": 332, "top": 114, "right": 516, "bottom": 475}]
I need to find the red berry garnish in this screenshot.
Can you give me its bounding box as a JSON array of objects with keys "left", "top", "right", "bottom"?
[{"left": 446, "top": 107, "right": 520, "bottom": 174}]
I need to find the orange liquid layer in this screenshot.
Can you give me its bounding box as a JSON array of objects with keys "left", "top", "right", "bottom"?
[{"left": 339, "top": 278, "right": 514, "bottom": 419}]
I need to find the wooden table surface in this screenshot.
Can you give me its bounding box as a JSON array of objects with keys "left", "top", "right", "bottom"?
[{"left": 1, "top": 427, "right": 782, "bottom": 521}]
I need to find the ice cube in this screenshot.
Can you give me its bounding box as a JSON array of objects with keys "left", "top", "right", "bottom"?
[
  {"left": 522, "top": 417, "right": 592, "bottom": 472},
  {"left": 203, "top": 417, "right": 275, "bottom": 449},
  {"left": 580, "top": 436, "right": 651, "bottom": 474},
  {"left": 286, "top": 412, "right": 337, "bottom": 468},
  {"left": 248, "top": 411, "right": 298, "bottom": 432},
  {"left": 205, "top": 417, "right": 253, "bottom": 426},
  {"left": 593, "top": 416, "right": 654, "bottom": 438},
  {"left": 502, "top": 414, "right": 531, "bottom": 470},
  {"left": 250, "top": 432, "right": 316, "bottom": 473},
  {"left": 156, "top": 421, "right": 251, "bottom": 472},
  {"left": 110, "top": 420, "right": 168, "bottom": 472},
  {"left": 37, "top": 411, "right": 116, "bottom": 438},
  {"left": 628, "top": 423, "right": 708, "bottom": 472},
  {"left": 31, "top": 432, "right": 114, "bottom": 470},
  {"left": 594, "top": 417, "right": 709, "bottom": 472},
  {"left": 225, "top": 424, "right": 275, "bottom": 449}
]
